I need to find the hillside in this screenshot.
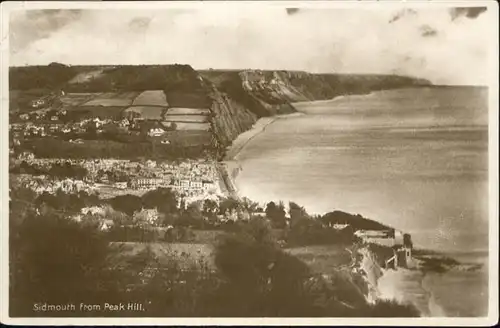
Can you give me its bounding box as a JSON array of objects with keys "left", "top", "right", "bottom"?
[{"left": 9, "top": 64, "right": 432, "bottom": 157}]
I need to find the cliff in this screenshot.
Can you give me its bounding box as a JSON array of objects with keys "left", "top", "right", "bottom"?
[
  {"left": 10, "top": 64, "right": 432, "bottom": 156},
  {"left": 200, "top": 69, "right": 431, "bottom": 115}
]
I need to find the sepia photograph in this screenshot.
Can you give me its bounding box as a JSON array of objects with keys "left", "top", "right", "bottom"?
[{"left": 1, "top": 0, "right": 498, "bottom": 326}]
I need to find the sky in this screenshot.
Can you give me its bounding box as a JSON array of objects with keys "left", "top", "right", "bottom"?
[{"left": 8, "top": 6, "right": 493, "bottom": 85}]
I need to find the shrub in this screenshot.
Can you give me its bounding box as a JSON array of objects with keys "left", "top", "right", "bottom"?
[
  {"left": 9, "top": 211, "right": 119, "bottom": 316},
  {"left": 368, "top": 299, "right": 421, "bottom": 317}
]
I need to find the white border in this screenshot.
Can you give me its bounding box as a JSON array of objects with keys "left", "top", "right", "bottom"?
[{"left": 1, "top": 1, "right": 498, "bottom": 326}]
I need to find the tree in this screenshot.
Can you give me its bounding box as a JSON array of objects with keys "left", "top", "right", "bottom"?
[
  {"left": 289, "top": 201, "right": 309, "bottom": 227},
  {"left": 180, "top": 202, "right": 204, "bottom": 228},
  {"left": 108, "top": 194, "right": 143, "bottom": 216},
  {"left": 202, "top": 199, "right": 218, "bottom": 217},
  {"left": 166, "top": 122, "right": 177, "bottom": 131},
  {"left": 142, "top": 187, "right": 178, "bottom": 215},
  {"left": 212, "top": 217, "right": 314, "bottom": 317},
  {"left": 265, "top": 201, "right": 286, "bottom": 229},
  {"left": 219, "top": 197, "right": 240, "bottom": 215},
  {"left": 240, "top": 197, "right": 259, "bottom": 214}
]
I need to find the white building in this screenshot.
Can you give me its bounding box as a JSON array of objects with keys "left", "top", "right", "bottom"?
[{"left": 148, "top": 128, "right": 165, "bottom": 137}]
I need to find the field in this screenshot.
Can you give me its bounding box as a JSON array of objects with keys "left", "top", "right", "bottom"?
[
  {"left": 109, "top": 242, "right": 216, "bottom": 271},
  {"left": 123, "top": 106, "right": 166, "bottom": 120},
  {"left": 154, "top": 131, "right": 212, "bottom": 146},
  {"left": 60, "top": 93, "right": 101, "bottom": 106},
  {"left": 166, "top": 107, "right": 211, "bottom": 115},
  {"left": 191, "top": 230, "right": 225, "bottom": 244},
  {"left": 285, "top": 245, "right": 353, "bottom": 274},
  {"left": 162, "top": 122, "right": 211, "bottom": 131},
  {"left": 108, "top": 241, "right": 352, "bottom": 275},
  {"left": 163, "top": 115, "right": 208, "bottom": 123},
  {"left": 81, "top": 92, "right": 140, "bottom": 106},
  {"left": 69, "top": 106, "right": 126, "bottom": 120},
  {"left": 132, "top": 90, "right": 169, "bottom": 106},
  {"left": 165, "top": 91, "right": 212, "bottom": 108}
]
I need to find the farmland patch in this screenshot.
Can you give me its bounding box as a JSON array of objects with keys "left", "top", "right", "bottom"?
[
  {"left": 69, "top": 106, "right": 126, "bottom": 120},
  {"left": 81, "top": 92, "right": 140, "bottom": 106},
  {"left": 60, "top": 93, "right": 101, "bottom": 107},
  {"left": 158, "top": 131, "right": 212, "bottom": 146},
  {"left": 123, "top": 106, "right": 166, "bottom": 120},
  {"left": 166, "top": 107, "right": 211, "bottom": 115},
  {"left": 165, "top": 91, "right": 212, "bottom": 109},
  {"left": 109, "top": 242, "right": 216, "bottom": 271},
  {"left": 132, "top": 90, "right": 169, "bottom": 106},
  {"left": 161, "top": 122, "right": 211, "bottom": 131},
  {"left": 163, "top": 115, "right": 208, "bottom": 123},
  {"left": 285, "top": 245, "right": 352, "bottom": 273}
]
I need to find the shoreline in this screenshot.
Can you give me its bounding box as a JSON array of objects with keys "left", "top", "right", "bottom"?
[{"left": 218, "top": 112, "right": 303, "bottom": 198}]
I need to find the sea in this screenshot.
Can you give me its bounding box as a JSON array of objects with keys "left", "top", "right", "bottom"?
[{"left": 231, "top": 86, "right": 490, "bottom": 317}]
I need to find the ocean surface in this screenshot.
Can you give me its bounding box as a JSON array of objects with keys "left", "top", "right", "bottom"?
[{"left": 231, "top": 86, "right": 490, "bottom": 317}]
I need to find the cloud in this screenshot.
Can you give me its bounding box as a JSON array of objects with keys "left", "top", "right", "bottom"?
[
  {"left": 388, "top": 8, "right": 417, "bottom": 24},
  {"left": 128, "top": 17, "right": 152, "bottom": 33},
  {"left": 9, "top": 9, "right": 82, "bottom": 53},
  {"left": 419, "top": 24, "right": 438, "bottom": 37},
  {"left": 450, "top": 7, "right": 487, "bottom": 20},
  {"left": 8, "top": 7, "right": 494, "bottom": 85}
]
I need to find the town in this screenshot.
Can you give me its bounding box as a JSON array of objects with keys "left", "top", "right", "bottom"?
[{"left": 11, "top": 153, "right": 223, "bottom": 204}]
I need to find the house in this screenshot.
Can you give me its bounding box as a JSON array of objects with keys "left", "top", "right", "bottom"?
[
  {"left": 383, "top": 233, "right": 414, "bottom": 270},
  {"left": 81, "top": 206, "right": 106, "bottom": 216},
  {"left": 148, "top": 127, "right": 165, "bottom": 137},
  {"left": 190, "top": 180, "right": 203, "bottom": 189},
  {"left": 31, "top": 94, "right": 57, "bottom": 109},
  {"left": 114, "top": 181, "right": 127, "bottom": 189},
  {"left": 69, "top": 139, "right": 84, "bottom": 144},
  {"left": 50, "top": 116, "right": 59, "bottom": 121},
  {"left": 92, "top": 118, "right": 105, "bottom": 128},
  {"left": 18, "top": 151, "right": 35, "bottom": 161},
  {"left": 99, "top": 219, "right": 114, "bottom": 231},
  {"left": 145, "top": 160, "right": 157, "bottom": 168},
  {"left": 331, "top": 223, "right": 350, "bottom": 230},
  {"left": 202, "top": 180, "right": 215, "bottom": 191},
  {"left": 132, "top": 178, "right": 163, "bottom": 189},
  {"left": 355, "top": 230, "right": 390, "bottom": 239},
  {"left": 118, "top": 118, "right": 130, "bottom": 128}
]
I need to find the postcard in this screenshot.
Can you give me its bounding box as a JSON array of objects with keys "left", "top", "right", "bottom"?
[{"left": 1, "top": 1, "right": 498, "bottom": 326}]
